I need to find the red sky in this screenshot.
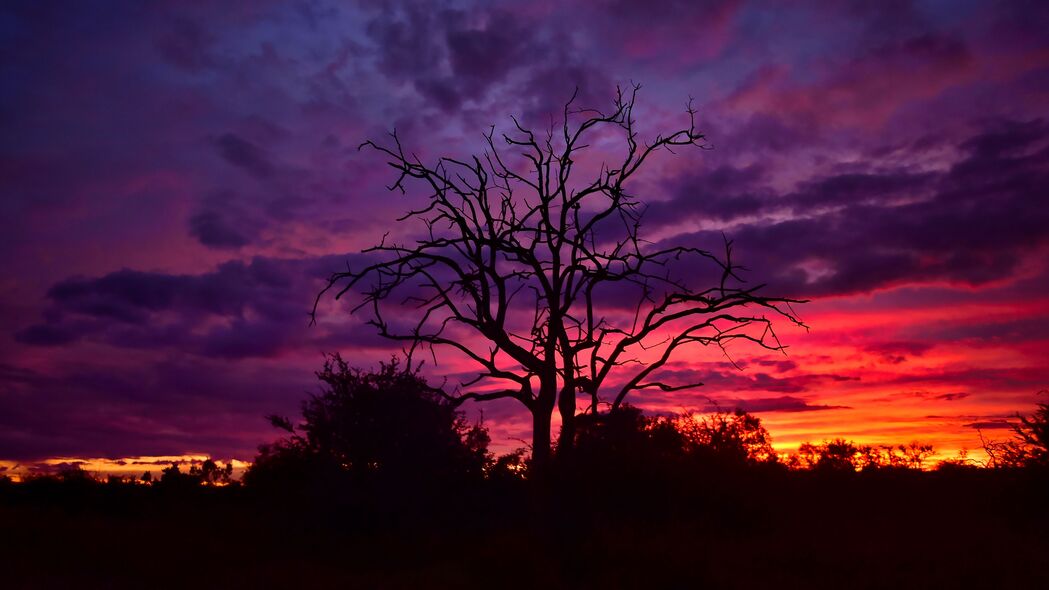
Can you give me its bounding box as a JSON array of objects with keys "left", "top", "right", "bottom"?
[{"left": 1, "top": 0, "right": 1048, "bottom": 471}]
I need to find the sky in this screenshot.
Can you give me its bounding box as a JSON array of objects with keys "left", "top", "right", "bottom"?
[{"left": 2, "top": 0, "right": 1048, "bottom": 472}]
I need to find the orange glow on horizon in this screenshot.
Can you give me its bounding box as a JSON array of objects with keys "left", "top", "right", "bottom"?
[{"left": 0, "top": 455, "right": 250, "bottom": 482}]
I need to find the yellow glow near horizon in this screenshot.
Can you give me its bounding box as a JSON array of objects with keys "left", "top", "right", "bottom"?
[{"left": 0, "top": 455, "right": 251, "bottom": 481}]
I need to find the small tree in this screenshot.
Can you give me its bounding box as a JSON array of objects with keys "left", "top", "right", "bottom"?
[
  {"left": 191, "top": 459, "right": 234, "bottom": 485},
  {"left": 1012, "top": 392, "right": 1049, "bottom": 468},
  {"left": 792, "top": 439, "right": 860, "bottom": 471},
  {"left": 676, "top": 408, "right": 777, "bottom": 464},
  {"left": 248, "top": 355, "right": 490, "bottom": 486},
  {"left": 316, "top": 85, "right": 805, "bottom": 468},
  {"left": 983, "top": 391, "right": 1049, "bottom": 468},
  {"left": 855, "top": 442, "right": 936, "bottom": 471}
]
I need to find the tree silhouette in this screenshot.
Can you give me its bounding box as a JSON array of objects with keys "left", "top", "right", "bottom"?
[
  {"left": 248, "top": 355, "right": 490, "bottom": 487},
  {"left": 852, "top": 442, "right": 936, "bottom": 471},
  {"left": 1012, "top": 391, "right": 1049, "bottom": 468},
  {"left": 316, "top": 85, "right": 806, "bottom": 468},
  {"left": 793, "top": 439, "right": 860, "bottom": 471},
  {"left": 570, "top": 405, "right": 778, "bottom": 470},
  {"left": 982, "top": 391, "right": 1049, "bottom": 468},
  {"left": 156, "top": 459, "right": 233, "bottom": 488},
  {"left": 675, "top": 407, "right": 777, "bottom": 464}
]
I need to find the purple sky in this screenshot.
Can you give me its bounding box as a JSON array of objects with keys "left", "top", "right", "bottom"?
[{"left": 2, "top": 0, "right": 1048, "bottom": 465}]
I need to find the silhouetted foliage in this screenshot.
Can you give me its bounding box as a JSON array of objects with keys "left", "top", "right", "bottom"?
[
  {"left": 564, "top": 404, "right": 779, "bottom": 478},
  {"left": 3, "top": 404, "right": 1049, "bottom": 588},
  {"left": 789, "top": 439, "right": 938, "bottom": 472},
  {"left": 982, "top": 392, "right": 1049, "bottom": 468},
  {"left": 246, "top": 354, "right": 491, "bottom": 490},
  {"left": 156, "top": 460, "right": 234, "bottom": 491},
  {"left": 572, "top": 404, "right": 663, "bottom": 461},
  {"left": 676, "top": 407, "right": 777, "bottom": 464},
  {"left": 1014, "top": 392, "right": 1049, "bottom": 468},
  {"left": 935, "top": 448, "right": 979, "bottom": 471},
  {"left": 854, "top": 442, "right": 936, "bottom": 471},
  {"left": 792, "top": 438, "right": 861, "bottom": 471},
  {"left": 488, "top": 447, "right": 530, "bottom": 482}
]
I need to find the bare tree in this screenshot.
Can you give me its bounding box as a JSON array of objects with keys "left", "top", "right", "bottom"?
[{"left": 315, "top": 85, "right": 806, "bottom": 468}]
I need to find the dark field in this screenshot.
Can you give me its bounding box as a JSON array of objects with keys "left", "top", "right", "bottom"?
[{"left": 2, "top": 467, "right": 1046, "bottom": 589}]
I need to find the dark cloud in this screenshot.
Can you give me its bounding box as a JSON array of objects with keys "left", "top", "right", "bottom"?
[
  {"left": 14, "top": 255, "right": 378, "bottom": 359},
  {"left": 647, "top": 366, "right": 858, "bottom": 396},
  {"left": 863, "top": 341, "right": 934, "bottom": 364},
  {"left": 510, "top": 61, "right": 616, "bottom": 127},
  {"left": 919, "top": 316, "right": 1049, "bottom": 344},
  {"left": 651, "top": 119, "right": 1049, "bottom": 298},
  {"left": 445, "top": 12, "right": 537, "bottom": 86},
  {"left": 646, "top": 164, "right": 770, "bottom": 226},
  {"left": 790, "top": 170, "right": 936, "bottom": 209},
  {"left": 215, "top": 133, "right": 274, "bottom": 179},
  {"left": 154, "top": 17, "right": 216, "bottom": 71},
  {"left": 185, "top": 188, "right": 270, "bottom": 251},
  {"left": 964, "top": 419, "right": 1015, "bottom": 430},
  {"left": 752, "top": 359, "right": 798, "bottom": 373},
  {"left": 188, "top": 209, "right": 251, "bottom": 249},
  {"left": 0, "top": 358, "right": 306, "bottom": 461},
  {"left": 363, "top": 4, "right": 546, "bottom": 112},
  {"left": 878, "top": 391, "right": 970, "bottom": 402},
  {"left": 884, "top": 367, "right": 1049, "bottom": 392},
  {"left": 364, "top": 3, "right": 449, "bottom": 81},
  {"left": 705, "top": 395, "right": 849, "bottom": 413},
  {"left": 13, "top": 323, "right": 79, "bottom": 346}
]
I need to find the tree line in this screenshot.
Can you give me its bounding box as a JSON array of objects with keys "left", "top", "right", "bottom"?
[{"left": 3, "top": 360, "right": 1042, "bottom": 490}]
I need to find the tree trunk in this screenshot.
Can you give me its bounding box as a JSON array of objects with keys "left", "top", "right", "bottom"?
[
  {"left": 557, "top": 386, "right": 576, "bottom": 455},
  {"left": 531, "top": 406, "right": 552, "bottom": 470}
]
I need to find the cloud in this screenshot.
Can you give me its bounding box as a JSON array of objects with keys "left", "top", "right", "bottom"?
[
  {"left": 884, "top": 367, "right": 1049, "bottom": 393},
  {"left": 14, "top": 255, "right": 381, "bottom": 359},
  {"left": 877, "top": 391, "right": 970, "bottom": 403},
  {"left": 188, "top": 209, "right": 252, "bottom": 249},
  {"left": 705, "top": 395, "right": 850, "bottom": 413},
  {"left": 863, "top": 341, "right": 935, "bottom": 364},
  {"left": 752, "top": 359, "right": 798, "bottom": 373},
  {"left": 215, "top": 133, "right": 275, "bottom": 179},
  {"left": 362, "top": 3, "right": 546, "bottom": 113},
  {"left": 724, "top": 32, "right": 975, "bottom": 129},
  {"left": 12, "top": 324, "right": 80, "bottom": 347},
  {"left": 921, "top": 316, "right": 1049, "bottom": 344},
  {"left": 645, "top": 164, "right": 770, "bottom": 226},
  {"left": 964, "top": 419, "right": 1015, "bottom": 430},
  {"left": 646, "top": 365, "right": 859, "bottom": 396},
  {"left": 579, "top": 0, "right": 742, "bottom": 67},
  {"left": 153, "top": 17, "right": 216, "bottom": 72},
  {"left": 0, "top": 358, "right": 308, "bottom": 461},
  {"left": 651, "top": 118, "right": 1049, "bottom": 298}
]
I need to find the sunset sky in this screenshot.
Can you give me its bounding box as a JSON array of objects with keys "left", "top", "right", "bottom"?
[{"left": 2, "top": 0, "right": 1048, "bottom": 473}]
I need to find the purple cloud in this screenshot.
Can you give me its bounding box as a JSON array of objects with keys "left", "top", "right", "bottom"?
[{"left": 705, "top": 395, "right": 850, "bottom": 413}]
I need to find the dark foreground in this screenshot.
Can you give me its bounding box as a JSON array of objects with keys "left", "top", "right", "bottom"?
[{"left": 2, "top": 467, "right": 1047, "bottom": 589}]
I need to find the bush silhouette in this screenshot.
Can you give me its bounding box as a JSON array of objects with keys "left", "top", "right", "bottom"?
[
  {"left": 983, "top": 392, "right": 1049, "bottom": 468},
  {"left": 247, "top": 354, "right": 490, "bottom": 490},
  {"left": 1013, "top": 393, "right": 1049, "bottom": 468},
  {"left": 792, "top": 439, "right": 860, "bottom": 471},
  {"left": 564, "top": 405, "right": 780, "bottom": 479},
  {"left": 676, "top": 408, "right": 778, "bottom": 465}
]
